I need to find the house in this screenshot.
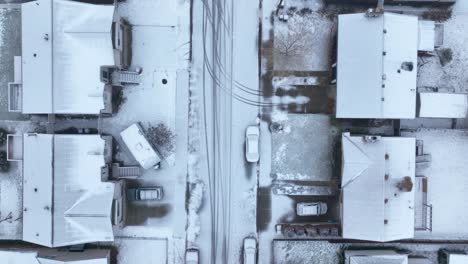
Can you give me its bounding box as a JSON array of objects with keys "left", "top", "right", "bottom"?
[
  {"left": 344, "top": 250, "right": 430, "bottom": 264},
  {"left": 6, "top": 134, "right": 125, "bottom": 247},
  {"left": 0, "top": 248, "right": 110, "bottom": 264},
  {"left": 341, "top": 133, "right": 416, "bottom": 242},
  {"left": 9, "top": 0, "right": 131, "bottom": 115},
  {"left": 335, "top": 12, "right": 450, "bottom": 119}
]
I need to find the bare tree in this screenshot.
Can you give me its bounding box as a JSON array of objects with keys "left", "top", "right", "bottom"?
[
  {"left": 274, "top": 20, "right": 310, "bottom": 58},
  {"left": 273, "top": 15, "right": 315, "bottom": 70}
]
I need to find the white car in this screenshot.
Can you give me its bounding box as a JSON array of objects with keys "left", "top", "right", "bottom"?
[
  {"left": 243, "top": 237, "right": 257, "bottom": 264},
  {"left": 245, "top": 126, "right": 260, "bottom": 162},
  {"left": 296, "top": 202, "right": 328, "bottom": 216},
  {"left": 185, "top": 248, "right": 199, "bottom": 264}
]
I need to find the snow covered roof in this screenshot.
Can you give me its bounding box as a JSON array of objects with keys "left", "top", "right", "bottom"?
[
  {"left": 418, "top": 20, "right": 435, "bottom": 52},
  {"left": 336, "top": 13, "right": 418, "bottom": 119},
  {"left": 22, "top": 134, "right": 115, "bottom": 247},
  {"left": 0, "top": 248, "right": 109, "bottom": 264},
  {"left": 0, "top": 250, "right": 39, "bottom": 264},
  {"left": 419, "top": 93, "right": 468, "bottom": 118},
  {"left": 120, "top": 124, "right": 161, "bottom": 169},
  {"left": 341, "top": 133, "right": 416, "bottom": 242},
  {"left": 449, "top": 254, "right": 468, "bottom": 264},
  {"left": 21, "top": 0, "right": 114, "bottom": 114},
  {"left": 345, "top": 250, "right": 408, "bottom": 264}
]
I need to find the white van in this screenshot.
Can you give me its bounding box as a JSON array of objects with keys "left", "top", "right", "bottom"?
[{"left": 120, "top": 123, "right": 161, "bottom": 169}]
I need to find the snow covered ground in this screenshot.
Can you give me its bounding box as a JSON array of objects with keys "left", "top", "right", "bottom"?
[
  {"left": 402, "top": 128, "right": 468, "bottom": 240},
  {"left": 417, "top": 1, "right": 468, "bottom": 94},
  {"left": 115, "top": 238, "right": 168, "bottom": 264},
  {"left": 0, "top": 6, "right": 26, "bottom": 121},
  {"left": 271, "top": 114, "right": 334, "bottom": 182},
  {"left": 0, "top": 120, "right": 41, "bottom": 240},
  {"left": 273, "top": 240, "right": 468, "bottom": 264},
  {"left": 273, "top": 0, "right": 333, "bottom": 72},
  {"left": 103, "top": 1, "right": 191, "bottom": 263}
]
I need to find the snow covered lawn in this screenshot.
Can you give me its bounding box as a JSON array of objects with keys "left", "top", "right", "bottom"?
[
  {"left": 273, "top": 1, "right": 333, "bottom": 72},
  {"left": 271, "top": 114, "right": 335, "bottom": 182}
]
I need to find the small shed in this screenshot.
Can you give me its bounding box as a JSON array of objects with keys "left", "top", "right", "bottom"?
[
  {"left": 418, "top": 93, "right": 468, "bottom": 118},
  {"left": 120, "top": 123, "right": 161, "bottom": 170}
]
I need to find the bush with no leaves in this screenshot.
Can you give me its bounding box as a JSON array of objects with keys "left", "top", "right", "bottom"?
[
  {"left": 0, "top": 129, "right": 7, "bottom": 147},
  {"left": 0, "top": 151, "right": 10, "bottom": 173},
  {"left": 146, "top": 123, "right": 175, "bottom": 155}
]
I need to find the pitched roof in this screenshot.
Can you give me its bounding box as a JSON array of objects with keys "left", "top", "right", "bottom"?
[
  {"left": 0, "top": 248, "right": 109, "bottom": 264},
  {"left": 341, "top": 133, "right": 416, "bottom": 242},
  {"left": 21, "top": 0, "right": 114, "bottom": 114},
  {"left": 22, "top": 134, "right": 114, "bottom": 247},
  {"left": 336, "top": 13, "right": 418, "bottom": 119}
]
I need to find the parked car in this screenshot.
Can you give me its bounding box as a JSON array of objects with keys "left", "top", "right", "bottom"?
[
  {"left": 245, "top": 126, "right": 260, "bottom": 162},
  {"left": 296, "top": 202, "right": 327, "bottom": 216},
  {"left": 185, "top": 248, "right": 199, "bottom": 264},
  {"left": 243, "top": 237, "right": 257, "bottom": 264},
  {"left": 127, "top": 187, "right": 163, "bottom": 201}
]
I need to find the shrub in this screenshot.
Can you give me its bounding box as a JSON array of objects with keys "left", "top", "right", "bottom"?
[{"left": 0, "top": 151, "right": 10, "bottom": 173}]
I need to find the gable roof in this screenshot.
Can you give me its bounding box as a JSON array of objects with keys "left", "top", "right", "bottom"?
[
  {"left": 336, "top": 13, "right": 418, "bottom": 119},
  {"left": 21, "top": 0, "right": 114, "bottom": 114},
  {"left": 0, "top": 248, "right": 109, "bottom": 264},
  {"left": 341, "top": 133, "right": 416, "bottom": 242},
  {"left": 22, "top": 134, "right": 114, "bottom": 247}
]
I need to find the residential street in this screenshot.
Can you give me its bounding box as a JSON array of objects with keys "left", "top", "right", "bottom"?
[{"left": 191, "top": 0, "right": 260, "bottom": 263}]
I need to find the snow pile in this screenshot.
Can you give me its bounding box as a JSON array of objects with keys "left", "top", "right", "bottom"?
[
  {"left": 272, "top": 95, "right": 310, "bottom": 105},
  {"left": 271, "top": 111, "right": 289, "bottom": 122},
  {"left": 186, "top": 182, "right": 204, "bottom": 244},
  {"left": 186, "top": 66, "right": 205, "bottom": 246}
]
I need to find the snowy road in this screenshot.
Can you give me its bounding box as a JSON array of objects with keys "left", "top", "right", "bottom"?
[{"left": 192, "top": 0, "right": 260, "bottom": 263}]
